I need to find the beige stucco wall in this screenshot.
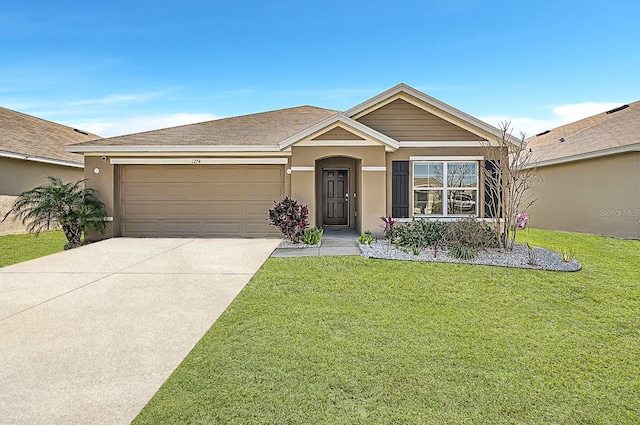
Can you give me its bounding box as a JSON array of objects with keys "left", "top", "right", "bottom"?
[
  {"left": 0, "top": 157, "right": 84, "bottom": 235},
  {"left": 83, "top": 156, "right": 116, "bottom": 240},
  {"left": 528, "top": 152, "right": 640, "bottom": 239},
  {"left": 290, "top": 145, "right": 386, "bottom": 232},
  {"left": 0, "top": 157, "right": 83, "bottom": 196},
  {"left": 79, "top": 144, "right": 508, "bottom": 240}
]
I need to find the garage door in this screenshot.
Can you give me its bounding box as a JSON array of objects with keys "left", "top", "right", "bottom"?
[{"left": 119, "top": 164, "right": 284, "bottom": 237}]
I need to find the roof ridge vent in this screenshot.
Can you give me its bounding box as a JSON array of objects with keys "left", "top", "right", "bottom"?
[
  {"left": 73, "top": 128, "right": 89, "bottom": 135},
  {"left": 605, "top": 104, "right": 629, "bottom": 115},
  {"left": 535, "top": 130, "right": 550, "bottom": 137}
]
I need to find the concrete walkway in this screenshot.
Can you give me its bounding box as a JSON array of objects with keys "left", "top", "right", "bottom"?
[
  {"left": 270, "top": 229, "right": 361, "bottom": 257},
  {"left": 0, "top": 238, "right": 280, "bottom": 425}
]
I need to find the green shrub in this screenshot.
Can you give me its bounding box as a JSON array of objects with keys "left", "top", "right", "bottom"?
[
  {"left": 393, "top": 219, "right": 446, "bottom": 252},
  {"left": 444, "top": 217, "right": 499, "bottom": 250},
  {"left": 357, "top": 231, "right": 374, "bottom": 245},
  {"left": 448, "top": 244, "right": 477, "bottom": 260},
  {"left": 300, "top": 227, "right": 323, "bottom": 245},
  {"left": 393, "top": 218, "right": 499, "bottom": 258}
]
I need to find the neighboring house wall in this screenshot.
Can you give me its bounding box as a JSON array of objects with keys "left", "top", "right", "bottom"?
[
  {"left": 0, "top": 157, "right": 83, "bottom": 196},
  {"left": 528, "top": 152, "right": 640, "bottom": 239},
  {"left": 0, "top": 157, "right": 84, "bottom": 235},
  {"left": 0, "top": 195, "right": 24, "bottom": 235}
]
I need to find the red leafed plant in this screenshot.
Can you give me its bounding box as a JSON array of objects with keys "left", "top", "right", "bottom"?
[
  {"left": 380, "top": 216, "right": 395, "bottom": 239},
  {"left": 267, "top": 196, "right": 309, "bottom": 243}
]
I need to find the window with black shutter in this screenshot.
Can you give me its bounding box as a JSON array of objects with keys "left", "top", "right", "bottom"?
[
  {"left": 484, "top": 160, "right": 501, "bottom": 218},
  {"left": 392, "top": 161, "right": 409, "bottom": 218}
]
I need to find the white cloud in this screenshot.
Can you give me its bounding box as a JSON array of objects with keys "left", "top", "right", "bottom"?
[
  {"left": 72, "top": 112, "right": 219, "bottom": 138},
  {"left": 70, "top": 92, "right": 166, "bottom": 106},
  {"left": 480, "top": 102, "right": 624, "bottom": 138}
]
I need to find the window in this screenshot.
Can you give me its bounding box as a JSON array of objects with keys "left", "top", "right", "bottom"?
[{"left": 413, "top": 161, "right": 478, "bottom": 216}]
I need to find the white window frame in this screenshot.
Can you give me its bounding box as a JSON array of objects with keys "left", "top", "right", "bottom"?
[{"left": 412, "top": 160, "right": 479, "bottom": 217}]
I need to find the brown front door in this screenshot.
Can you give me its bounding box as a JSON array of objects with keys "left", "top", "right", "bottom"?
[{"left": 322, "top": 169, "right": 349, "bottom": 226}]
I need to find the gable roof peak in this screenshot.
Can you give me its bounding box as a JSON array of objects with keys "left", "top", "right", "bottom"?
[
  {"left": 278, "top": 113, "right": 400, "bottom": 151},
  {"left": 344, "top": 83, "right": 522, "bottom": 147}
]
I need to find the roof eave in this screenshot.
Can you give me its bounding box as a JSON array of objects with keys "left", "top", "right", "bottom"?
[
  {"left": 65, "top": 145, "right": 283, "bottom": 153},
  {"left": 0, "top": 150, "right": 84, "bottom": 168},
  {"left": 525, "top": 143, "right": 640, "bottom": 169}
]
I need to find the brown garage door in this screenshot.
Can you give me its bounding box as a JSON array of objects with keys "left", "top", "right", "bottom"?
[{"left": 119, "top": 164, "right": 284, "bottom": 237}]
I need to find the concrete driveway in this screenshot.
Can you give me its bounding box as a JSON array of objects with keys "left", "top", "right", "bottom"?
[{"left": 0, "top": 237, "right": 280, "bottom": 425}]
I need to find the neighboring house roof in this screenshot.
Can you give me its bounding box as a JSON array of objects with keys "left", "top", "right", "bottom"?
[
  {"left": 0, "top": 106, "right": 100, "bottom": 167},
  {"left": 527, "top": 100, "right": 640, "bottom": 167},
  {"left": 66, "top": 83, "right": 516, "bottom": 153}
]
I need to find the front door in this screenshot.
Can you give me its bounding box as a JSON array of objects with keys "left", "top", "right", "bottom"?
[{"left": 322, "top": 169, "right": 349, "bottom": 226}]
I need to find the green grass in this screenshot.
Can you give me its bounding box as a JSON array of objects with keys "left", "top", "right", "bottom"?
[
  {"left": 134, "top": 229, "right": 640, "bottom": 424},
  {"left": 0, "top": 231, "right": 67, "bottom": 267}
]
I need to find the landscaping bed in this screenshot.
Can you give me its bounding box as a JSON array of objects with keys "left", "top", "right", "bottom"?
[
  {"left": 278, "top": 239, "right": 321, "bottom": 249},
  {"left": 358, "top": 240, "right": 581, "bottom": 271}
]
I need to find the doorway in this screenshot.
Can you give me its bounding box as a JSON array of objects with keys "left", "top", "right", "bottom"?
[{"left": 322, "top": 169, "right": 349, "bottom": 226}]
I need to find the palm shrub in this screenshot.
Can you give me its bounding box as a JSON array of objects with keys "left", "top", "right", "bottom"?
[
  {"left": 267, "top": 196, "right": 309, "bottom": 243},
  {"left": 2, "top": 176, "right": 108, "bottom": 250}
]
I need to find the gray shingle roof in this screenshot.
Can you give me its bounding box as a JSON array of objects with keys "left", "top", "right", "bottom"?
[
  {"left": 70, "top": 106, "right": 338, "bottom": 147},
  {"left": 0, "top": 106, "right": 100, "bottom": 165},
  {"left": 526, "top": 100, "right": 640, "bottom": 164}
]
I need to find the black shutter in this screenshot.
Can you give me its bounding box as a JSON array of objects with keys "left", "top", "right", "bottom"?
[
  {"left": 484, "top": 160, "right": 501, "bottom": 218},
  {"left": 392, "top": 161, "right": 410, "bottom": 218}
]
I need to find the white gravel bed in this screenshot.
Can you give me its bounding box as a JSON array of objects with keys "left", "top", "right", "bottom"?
[
  {"left": 278, "top": 239, "right": 321, "bottom": 249},
  {"left": 358, "top": 240, "right": 581, "bottom": 272}
]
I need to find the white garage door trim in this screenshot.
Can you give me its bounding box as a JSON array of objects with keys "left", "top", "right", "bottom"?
[
  {"left": 118, "top": 164, "right": 285, "bottom": 238},
  {"left": 111, "top": 157, "right": 288, "bottom": 165}
]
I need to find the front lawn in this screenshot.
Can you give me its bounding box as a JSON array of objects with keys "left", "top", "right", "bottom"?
[
  {"left": 134, "top": 229, "right": 640, "bottom": 424},
  {"left": 0, "top": 231, "right": 67, "bottom": 267}
]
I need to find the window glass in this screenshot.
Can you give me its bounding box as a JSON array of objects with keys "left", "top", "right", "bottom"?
[
  {"left": 414, "top": 190, "right": 443, "bottom": 215},
  {"left": 413, "top": 161, "right": 479, "bottom": 216},
  {"left": 447, "top": 162, "right": 477, "bottom": 188},
  {"left": 413, "top": 163, "right": 443, "bottom": 188},
  {"left": 447, "top": 189, "right": 477, "bottom": 215}
]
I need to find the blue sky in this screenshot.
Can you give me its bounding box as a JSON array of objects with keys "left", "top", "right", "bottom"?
[{"left": 1, "top": 0, "right": 639, "bottom": 138}]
